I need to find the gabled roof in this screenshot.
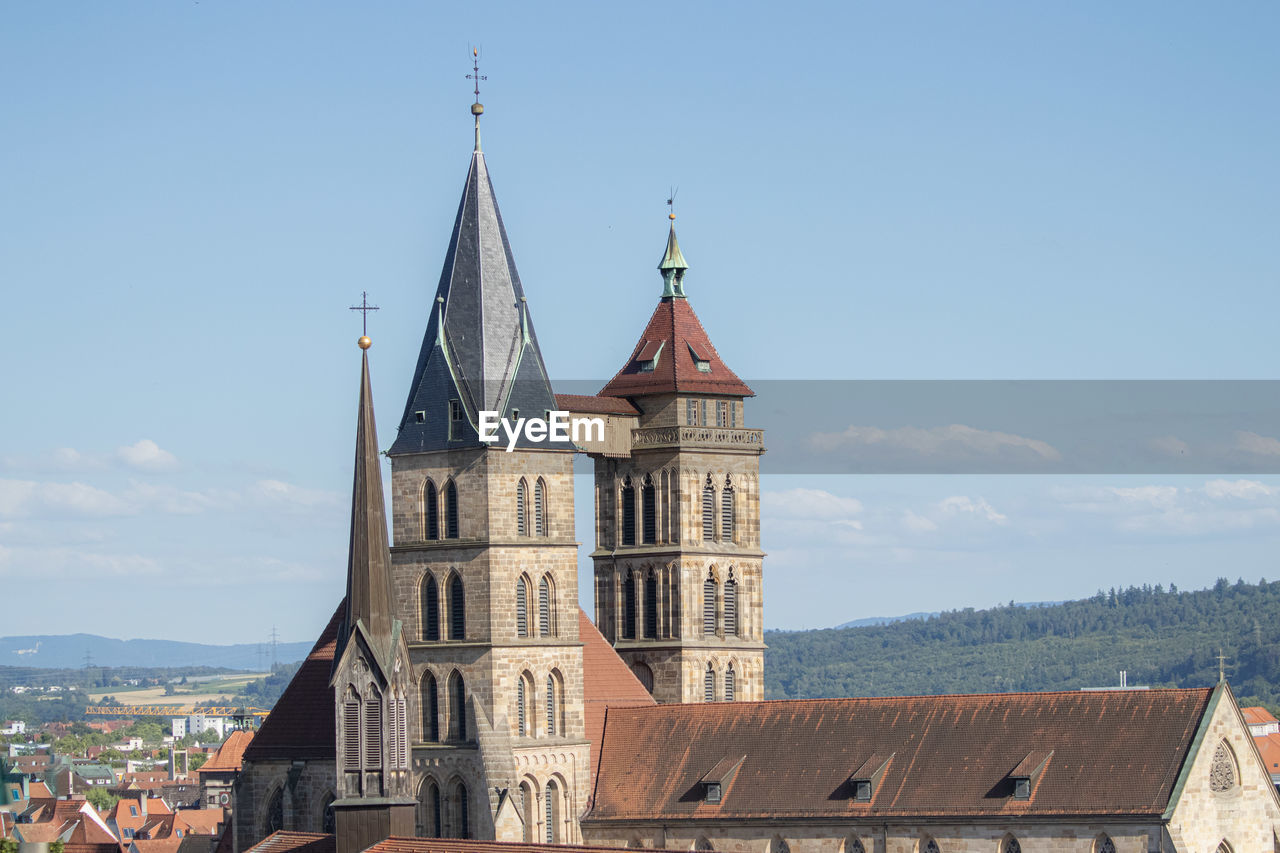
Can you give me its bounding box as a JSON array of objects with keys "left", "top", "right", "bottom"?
[
  {"left": 391, "top": 146, "right": 562, "bottom": 455},
  {"left": 598, "top": 296, "right": 753, "bottom": 399},
  {"left": 588, "top": 688, "right": 1213, "bottom": 822},
  {"left": 242, "top": 602, "right": 343, "bottom": 762},
  {"left": 244, "top": 832, "right": 335, "bottom": 853},
  {"left": 1255, "top": 731, "right": 1280, "bottom": 776},
  {"left": 554, "top": 394, "right": 641, "bottom": 416},
  {"left": 1243, "top": 705, "right": 1278, "bottom": 725},
  {"left": 199, "top": 731, "right": 253, "bottom": 774},
  {"left": 578, "top": 609, "right": 654, "bottom": 783}
]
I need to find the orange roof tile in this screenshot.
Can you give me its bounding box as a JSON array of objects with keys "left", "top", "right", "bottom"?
[
  {"left": 199, "top": 731, "right": 253, "bottom": 773},
  {"left": 367, "top": 837, "right": 634, "bottom": 853},
  {"left": 589, "top": 688, "right": 1214, "bottom": 821},
  {"left": 244, "top": 831, "right": 335, "bottom": 853},
  {"left": 1242, "top": 706, "right": 1278, "bottom": 725},
  {"left": 578, "top": 608, "right": 655, "bottom": 783},
  {"left": 1254, "top": 732, "right": 1280, "bottom": 775},
  {"left": 131, "top": 837, "right": 184, "bottom": 853}
]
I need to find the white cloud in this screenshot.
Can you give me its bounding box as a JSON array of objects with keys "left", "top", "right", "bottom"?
[
  {"left": 0, "top": 546, "right": 165, "bottom": 580},
  {"left": 810, "top": 424, "right": 1060, "bottom": 461},
  {"left": 1235, "top": 431, "right": 1280, "bottom": 457},
  {"left": 938, "top": 495, "right": 1009, "bottom": 524},
  {"left": 117, "top": 439, "right": 178, "bottom": 472},
  {"left": 901, "top": 510, "right": 938, "bottom": 532},
  {"left": 249, "top": 480, "right": 342, "bottom": 510},
  {"left": 1204, "top": 479, "right": 1275, "bottom": 500},
  {"left": 762, "top": 488, "right": 863, "bottom": 520},
  {"left": 0, "top": 479, "right": 133, "bottom": 519}
]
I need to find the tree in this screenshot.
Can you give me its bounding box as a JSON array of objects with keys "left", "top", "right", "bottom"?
[
  {"left": 84, "top": 787, "right": 118, "bottom": 812},
  {"left": 190, "top": 753, "right": 208, "bottom": 771}
]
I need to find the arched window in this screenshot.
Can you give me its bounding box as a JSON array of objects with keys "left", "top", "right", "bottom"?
[
  {"left": 721, "top": 478, "right": 735, "bottom": 542},
  {"left": 264, "top": 787, "right": 283, "bottom": 835},
  {"left": 632, "top": 662, "right": 655, "bottom": 694},
  {"left": 445, "top": 480, "right": 459, "bottom": 539},
  {"left": 1002, "top": 836, "right": 1021, "bottom": 853},
  {"left": 847, "top": 838, "right": 866, "bottom": 853},
  {"left": 694, "top": 838, "right": 714, "bottom": 851},
  {"left": 1094, "top": 837, "right": 1115, "bottom": 853},
  {"left": 703, "top": 572, "right": 718, "bottom": 637},
  {"left": 517, "top": 479, "right": 528, "bottom": 536},
  {"left": 724, "top": 571, "right": 738, "bottom": 637},
  {"left": 393, "top": 690, "right": 407, "bottom": 768},
  {"left": 421, "top": 575, "right": 439, "bottom": 641},
  {"left": 364, "top": 683, "right": 382, "bottom": 769},
  {"left": 535, "top": 478, "right": 547, "bottom": 536},
  {"left": 516, "top": 575, "right": 530, "bottom": 638},
  {"left": 447, "top": 671, "right": 466, "bottom": 741},
  {"left": 539, "top": 575, "right": 554, "bottom": 637},
  {"left": 642, "top": 476, "right": 657, "bottom": 544},
  {"left": 725, "top": 663, "right": 736, "bottom": 701},
  {"left": 516, "top": 673, "right": 531, "bottom": 737},
  {"left": 418, "top": 778, "right": 441, "bottom": 837},
  {"left": 704, "top": 662, "right": 715, "bottom": 702},
  {"left": 1211, "top": 740, "right": 1237, "bottom": 792},
  {"left": 663, "top": 566, "right": 675, "bottom": 639},
  {"left": 421, "top": 672, "right": 439, "bottom": 742},
  {"left": 770, "top": 837, "right": 789, "bottom": 853},
  {"left": 454, "top": 779, "right": 469, "bottom": 839},
  {"left": 922, "top": 838, "right": 941, "bottom": 853},
  {"left": 341, "top": 686, "right": 360, "bottom": 771},
  {"left": 622, "top": 569, "right": 637, "bottom": 639},
  {"left": 320, "top": 793, "right": 335, "bottom": 835},
  {"left": 544, "top": 778, "right": 560, "bottom": 843},
  {"left": 546, "top": 671, "right": 563, "bottom": 736},
  {"left": 621, "top": 478, "right": 636, "bottom": 546},
  {"left": 424, "top": 480, "right": 439, "bottom": 540},
  {"left": 519, "top": 780, "right": 535, "bottom": 843},
  {"left": 644, "top": 570, "right": 658, "bottom": 639},
  {"left": 448, "top": 574, "right": 465, "bottom": 640},
  {"left": 702, "top": 476, "right": 716, "bottom": 541}
]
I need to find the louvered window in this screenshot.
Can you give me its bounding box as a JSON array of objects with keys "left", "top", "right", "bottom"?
[
  {"left": 642, "top": 479, "right": 656, "bottom": 544},
  {"left": 544, "top": 781, "right": 556, "bottom": 843},
  {"left": 546, "top": 675, "right": 557, "bottom": 735},
  {"left": 717, "top": 401, "right": 727, "bottom": 427},
  {"left": 539, "top": 576, "right": 551, "bottom": 637},
  {"left": 721, "top": 486, "right": 735, "bottom": 542},
  {"left": 725, "top": 665, "right": 735, "bottom": 701},
  {"left": 457, "top": 782, "right": 469, "bottom": 838},
  {"left": 425, "top": 481, "right": 439, "bottom": 540},
  {"left": 516, "top": 480, "right": 527, "bottom": 536},
  {"left": 365, "top": 698, "right": 382, "bottom": 768},
  {"left": 724, "top": 576, "right": 738, "bottom": 637},
  {"left": 535, "top": 480, "right": 546, "bottom": 536},
  {"left": 516, "top": 580, "right": 529, "bottom": 638},
  {"left": 701, "top": 400, "right": 708, "bottom": 425},
  {"left": 445, "top": 482, "right": 459, "bottom": 538},
  {"left": 422, "top": 576, "right": 439, "bottom": 641},
  {"left": 730, "top": 402, "right": 737, "bottom": 428},
  {"left": 621, "top": 483, "right": 636, "bottom": 546},
  {"left": 517, "top": 678, "right": 526, "bottom": 736},
  {"left": 449, "top": 672, "right": 466, "bottom": 741},
  {"left": 704, "top": 664, "right": 715, "bottom": 701},
  {"left": 421, "top": 674, "right": 439, "bottom": 742},
  {"left": 644, "top": 572, "right": 658, "bottom": 639},
  {"left": 703, "top": 577, "right": 717, "bottom": 636},
  {"left": 398, "top": 697, "right": 408, "bottom": 766},
  {"left": 622, "top": 571, "right": 636, "bottom": 639},
  {"left": 702, "top": 481, "right": 716, "bottom": 541},
  {"left": 342, "top": 694, "right": 360, "bottom": 770},
  {"left": 449, "top": 575, "right": 465, "bottom": 640},
  {"left": 687, "top": 398, "right": 698, "bottom": 425}
]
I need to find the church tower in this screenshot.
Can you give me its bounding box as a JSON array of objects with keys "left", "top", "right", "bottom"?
[
  {"left": 385, "top": 91, "right": 590, "bottom": 843},
  {"left": 329, "top": 337, "right": 416, "bottom": 853},
  {"left": 589, "top": 217, "right": 766, "bottom": 704}
]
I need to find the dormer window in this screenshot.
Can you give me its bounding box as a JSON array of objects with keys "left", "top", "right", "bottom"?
[
  {"left": 448, "top": 399, "right": 463, "bottom": 440},
  {"left": 854, "top": 780, "right": 872, "bottom": 802},
  {"left": 636, "top": 340, "right": 664, "bottom": 372},
  {"left": 688, "top": 342, "right": 711, "bottom": 372},
  {"left": 704, "top": 782, "right": 722, "bottom": 804},
  {"left": 848, "top": 754, "right": 892, "bottom": 803},
  {"left": 1007, "top": 750, "right": 1052, "bottom": 800},
  {"left": 698, "top": 755, "right": 745, "bottom": 804}
]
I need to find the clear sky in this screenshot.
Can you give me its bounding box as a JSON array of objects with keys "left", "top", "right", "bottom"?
[{"left": 2, "top": 2, "right": 1279, "bottom": 646}]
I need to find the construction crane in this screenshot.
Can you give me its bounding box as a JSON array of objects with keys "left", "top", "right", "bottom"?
[{"left": 85, "top": 705, "right": 270, "bottom": 721}]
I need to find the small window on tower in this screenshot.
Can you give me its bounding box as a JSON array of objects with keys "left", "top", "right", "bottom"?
[
  {"left": 636, "top": 340, "right": 664, "bottom": 372},
  {"left": 687, "top": 398, "right": 698, "bottom": 425},
  {"left": 449, "top": 400, "right": 463, "bottom": 440},
  {"left": 717, "top": 401, "right": 727, "bottom": 427},
  {"left": 689, "top": 343, "right": 711, "bottom": 373},
  {"left": 415, "top": 411, "right": 426, "bottom": 424}
]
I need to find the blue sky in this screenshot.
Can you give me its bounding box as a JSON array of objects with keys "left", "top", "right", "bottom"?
[{"left": 2, "top": 2, "right": 1279, "bottom": 645}]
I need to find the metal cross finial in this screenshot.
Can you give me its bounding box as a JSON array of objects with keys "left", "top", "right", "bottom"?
[
  {"left": 666, "top": 186, "right": 678, "bottom": 219},
  {"left": 1218, "top": 648, "right": 1227, "bottom": 682},
  {"left": 467, "top": 47, "right": 486, "bottom": 105},
  {"left": 349, "top": 291, "right": 380, "bottom": 336}
]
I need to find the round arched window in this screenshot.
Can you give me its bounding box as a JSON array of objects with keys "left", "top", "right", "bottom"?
[{"left": 1210, "top": 741, "right": 1237, "bottom": 792}]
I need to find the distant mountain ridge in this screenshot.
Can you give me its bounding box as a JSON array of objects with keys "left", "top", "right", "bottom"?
[
  {"left": 0, "top": 634, "right": 312, "bottom": 670},
  {"left": 833, "top": 601, "right": 1063, "bottom": 630}
]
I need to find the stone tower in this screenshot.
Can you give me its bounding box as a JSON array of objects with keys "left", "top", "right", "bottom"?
[
  {"left": 588, "top": 218, "right": 766, "bottom": 704},
  {"left": 385, "top": 102, "right": 590, "bottom": 843},
  {"left": 330, "top": 340, "right": 416, "bottom": 853}
]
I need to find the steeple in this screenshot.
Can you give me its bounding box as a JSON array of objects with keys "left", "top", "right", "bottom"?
[
  {"left": 391, "top": 104, "right": 563, "bottom": 455},
  {"left": 659, "top": 214, "right": 689, "bottom": 298},
  {"left": 339, "top": 337, "right": 398, "bottom": 666}
]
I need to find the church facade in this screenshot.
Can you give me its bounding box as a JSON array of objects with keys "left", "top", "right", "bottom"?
[{"left": 234, "top": 102, "right": 1280, "bottom": 853}]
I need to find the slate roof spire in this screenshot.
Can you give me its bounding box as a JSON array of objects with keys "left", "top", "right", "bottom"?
[
  {"left": 391, "top": 100, "right": 563, "bottom": 455},
  {"left": 660, "top": 213, "right": 689, "bottom": 298},
  {"left": 340, "top": 337, "right": 397, "bottom": 666}
]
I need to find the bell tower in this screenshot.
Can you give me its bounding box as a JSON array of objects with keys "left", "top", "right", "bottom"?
[{"left": 588, "top": 216, "right": 766, "bottom": 704}]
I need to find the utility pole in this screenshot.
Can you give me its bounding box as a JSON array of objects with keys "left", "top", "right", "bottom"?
[{"left": 270, "top": 627, "right": 279, "bottom": 670}]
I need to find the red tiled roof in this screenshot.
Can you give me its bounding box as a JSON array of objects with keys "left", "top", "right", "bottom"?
[
  {"left": 1255, "top": 732, "right": 1280, "bottom": 775},
  {"left": 588, "top": 688, "right": 1214, "bottom": 822},
  {"left": 174, "top": 810, "right": 224, "bottom": 836},
  {"left": 131, "top": 837, "right": 184, "bottom": 853},
  {"left": 598, "top": 298, "right": 753, "bottom": 399},
  {"left": 554, "top": 394, "right": 641, "bottom": 416},
  {"left": 578, "top": 608, "right": 654, "bottom": 783},
  {"left": 1242, "top": 706, "right": 1278, "bottom": 725},
  {"left": 366, "top": 837, "right": 634, "bottom": 853},
  {"left": 30, "top": 780, "right": 53, "bottom": 798},
  {"left": 242, "top": 602, "right": 343, "bottom": 762},
  {"left": 199, "top": 731, "right": 253, "bottom": 773},
  {"left": 244, "top": 831, "right": 335, "bottom": 853}
]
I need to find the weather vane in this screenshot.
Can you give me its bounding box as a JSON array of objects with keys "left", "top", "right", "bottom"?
[
  {"left": 666, "top": 186, "right": 678, "bottom": 220},
  {"left": 349, "top": 291, "right": 380, "bottom": 337},
  {"left": 467, "top": 47, "right": 486, "bottom": 105}
]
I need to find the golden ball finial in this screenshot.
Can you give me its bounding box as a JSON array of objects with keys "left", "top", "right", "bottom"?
[
  {"left": 358, "top": 335, "right": 372, "bottom": 350},
  {"left": 669, "top": 212, "right": 676, "bottom": 221},
  {"left": 472, "top": 102, "right": 484, "bottom": 115}
]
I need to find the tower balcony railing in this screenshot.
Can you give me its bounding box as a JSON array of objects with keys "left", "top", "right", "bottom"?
[{"left": 631, "top": 426, "right": 765, "bottom": 450}]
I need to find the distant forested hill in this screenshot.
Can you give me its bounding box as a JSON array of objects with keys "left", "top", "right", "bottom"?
[{"left": 764, "top": 578, "right": 1280, "bottom": 710}]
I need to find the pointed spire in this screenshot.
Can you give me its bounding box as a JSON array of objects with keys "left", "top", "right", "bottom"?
[
  {"left": 659, "top": 214, "right": 689, "bottom": 298},
  {"left": 343, "top": 338, "right": 397, "bottom": 661},
  {"left": 468, "top": 47, "right": 486, "bottom": 153}
]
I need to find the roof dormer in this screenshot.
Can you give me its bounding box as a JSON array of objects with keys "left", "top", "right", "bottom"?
[
  {"left": 848, "top": 753, "right": 893, "bottom": 803},
  {"left": 1007, "top": 750, "right": 1053, "bottom": 800}
]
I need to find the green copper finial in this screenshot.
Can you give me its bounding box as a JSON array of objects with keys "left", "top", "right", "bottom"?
[{"left": 659, "top": 213, "right": 689, "bottom": 298}]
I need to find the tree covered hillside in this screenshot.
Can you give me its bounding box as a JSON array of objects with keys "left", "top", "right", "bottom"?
[{"left": 764, "top": 578, "right": 1280, "bottom": 710}]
